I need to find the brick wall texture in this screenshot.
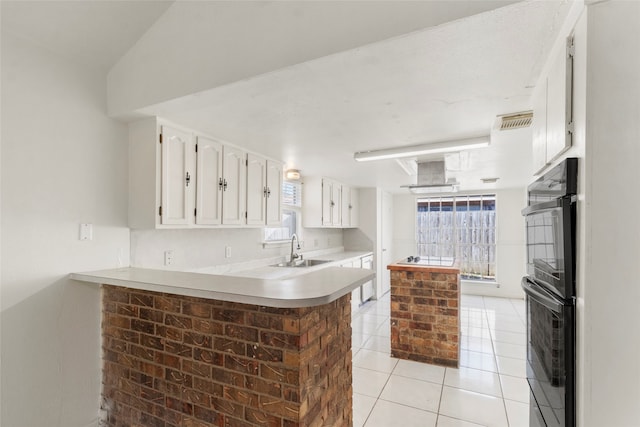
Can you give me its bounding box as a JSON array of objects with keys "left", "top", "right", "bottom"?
[
  {"left": 389, "top": 269, "right": 460, "bottom": 368},
  {"left": 101, "top": 285, "right": 352, "bottom": 427}
]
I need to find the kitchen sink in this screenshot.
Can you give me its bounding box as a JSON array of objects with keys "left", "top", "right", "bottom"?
[{"left": 271, "top": 259, "right": 331, "bottom": 268}]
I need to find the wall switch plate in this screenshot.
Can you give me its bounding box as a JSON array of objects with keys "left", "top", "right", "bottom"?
[
  {"left": 79, "top": 223, "right": 93, "bottom": 241},
  {"left": 225, "top": 246, "right": 231, "bottom": 258},
  {"left": 164, "top": 250, "right": 173, "bottom": 266}
]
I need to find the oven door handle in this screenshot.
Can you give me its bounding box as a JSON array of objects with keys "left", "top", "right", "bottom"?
[
  {"left": 521, "top": 199, "right": 562, "bottom": 216},
  {"left": 521, "top": 195, "right": 576, "bottom": 216},
  {"left": 521, "top": 277, "right": 564, "bottom": 313}
]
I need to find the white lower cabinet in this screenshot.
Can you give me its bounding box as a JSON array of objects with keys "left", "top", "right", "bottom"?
[
  {"left": 342, "top": 254, "right": 374, "bottom": 314},
  {"left": 360, "top": 255, "right": 374, "bottom": 302}
]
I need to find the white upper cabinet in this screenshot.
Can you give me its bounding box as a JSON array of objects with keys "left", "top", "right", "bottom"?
[
  {"left": 247, "top": 154, "right": 283, "bottom": 226},
  {"left": 129, "top": 118, "right": 196, "bottom": 229},
  {"left": 531, "top": 79, "right": 548, "bottom": 174},
  {"left": 303, "top": 176, "right": 358, "bottom": 228},
  {"left": 321, "top": 178, "right": 341, "bottom": 226},
  {"left": 532, "top": 35, "right": 574, "bottom": 175},
  {"left": 246, "top": 153, "right": 267, "bottom": 225},
  {"left": 546, "top": 36, "right": 574, "bottom": 164},
  {"left": 128, "top": 117, "right": 282, "bottom": 229},
  {"left": 341, "top": 186, "right": 359, "bottom": 228},
  {"left": 160, "top": 125, "right": 196, "bottom": 225},
  {"left": 222, "top": 145, "right": 247, "bottom": 225},
  {"left": 195, "top": 136, "right": 223, "bottom": 225},
  {"left": 265, "top": 160, "right": 283, "bottom": 226}
]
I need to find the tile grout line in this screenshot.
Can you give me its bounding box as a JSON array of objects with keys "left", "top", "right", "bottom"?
[{"left": 483, "top": 296, "right": 513, "bottom": 427}]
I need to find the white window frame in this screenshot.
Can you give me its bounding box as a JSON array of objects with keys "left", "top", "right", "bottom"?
[
  {"left": 415, "top": 194, "right": 496, "bottom": 281},
  {"left": 263, "top": 181, "right": 302, "bottom": 245}
]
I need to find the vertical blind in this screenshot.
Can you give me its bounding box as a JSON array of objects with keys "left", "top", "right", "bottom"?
[{"left": 416, "top": 195, "right": 496, "bottom": 280}]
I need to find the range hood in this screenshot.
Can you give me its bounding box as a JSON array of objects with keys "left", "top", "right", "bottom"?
[{"left": 401, "top": 160, "right": 459, "bottom": 194}]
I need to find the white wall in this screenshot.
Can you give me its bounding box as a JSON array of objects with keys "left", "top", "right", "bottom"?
[
  {"left": 581, "top": 2, "right": 640, "bottom": 425},
  {"left": 391, "top": 188, "right": 526, "bottom": 299},
  {"left": 131, "top": 227, "right": 343, "bottom": 271},
  {"left": 1, "top": 33, "right": 130, "bottom": 426}
]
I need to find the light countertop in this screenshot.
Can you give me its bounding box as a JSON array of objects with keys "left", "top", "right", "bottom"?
[
  {"left": 70, "top": 251, "right": 374, "bottom": 308},
  {"left": 387, "top": 261, "right": 460, "bottom": 274}
]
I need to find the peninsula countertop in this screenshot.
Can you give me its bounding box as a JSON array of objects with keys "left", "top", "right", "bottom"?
[{"left": 70, "top": 265, "right": 375, "bottom": 308}]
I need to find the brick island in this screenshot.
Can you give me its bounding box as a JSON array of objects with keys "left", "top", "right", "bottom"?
[
  {"left": 71, "top": 266, "right": 374, "bottom": 427},
  {"left": 387, "top": 262, "right": 460, "bottom": 368}
]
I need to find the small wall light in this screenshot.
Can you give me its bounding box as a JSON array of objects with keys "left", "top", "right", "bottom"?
[{"left": 285, "top": 169, "right": 301, "bottom": 180}]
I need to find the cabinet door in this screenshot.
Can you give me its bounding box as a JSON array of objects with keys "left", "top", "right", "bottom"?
[
  {"left": 195, "top": 136, "right": 223, "bottom": 225},
  {"left": 350, "top": 187, "right": 359, "bottom": 228},
  {"left": 322, "top": 179, "right": 333, "bottom": 226},
  {"left": 331, "top": 181, "right": 342, "bottom": 226},
  {"left": 160, "top": 125, "right": 195, "bottom": 225},
  {"left": 341, "top": 185, "right": 359, "bottom": 228},
  {"left": 531, "top": 79, "right": 548, "bottom": 175},
  {"left": 546, "top": 36, "right": 573, "bottom": 164},
  {"left": 246, "top": 153, "right": 267, "bottom": 225},
  {"left": 265, "top": 160, "right": 283, "bottom": 226},
  {"left": 341, "top": 185, "right": 351, "bottom": 227},
  {"left": 222, "top": 146, "right": 246, "bottom": 225}
]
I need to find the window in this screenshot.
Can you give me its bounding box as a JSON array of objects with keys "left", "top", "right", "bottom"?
[
  {"left": 264, "top": 181, "right": 301, "bottom": 242},
  {"left": 416, "top": 195, "right": 496, "bottom": 281}
]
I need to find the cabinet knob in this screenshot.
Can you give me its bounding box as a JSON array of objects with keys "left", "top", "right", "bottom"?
[
  {"left": 218, "top": 178, "right": 223, "bottom": 190},
  {"left": 223, "top": 179, "right": 228, "bottom": 191},
  {"left": 185, "top": 172, "right": 191, "bottom": 187}
]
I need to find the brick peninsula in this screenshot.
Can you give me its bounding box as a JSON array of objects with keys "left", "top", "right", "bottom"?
[
  {"left": 387, "top": 262, "right": 460, "bottom": 368},
  {"left": 71, "top": 265, "right": 374, "bottom": 427}
]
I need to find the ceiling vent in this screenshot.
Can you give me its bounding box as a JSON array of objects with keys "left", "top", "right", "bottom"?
[{"left": 495, "top": 111, "right": 533, "bottom": 131}]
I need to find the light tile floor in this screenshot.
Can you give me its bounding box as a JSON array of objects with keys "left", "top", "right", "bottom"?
[{"left": 352, "top": 293, "right": 529, "bottom": 427}]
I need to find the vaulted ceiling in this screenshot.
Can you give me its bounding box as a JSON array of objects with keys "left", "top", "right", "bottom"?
[{"left": 2, "top": 1, "right": 573, "bottom": 192}]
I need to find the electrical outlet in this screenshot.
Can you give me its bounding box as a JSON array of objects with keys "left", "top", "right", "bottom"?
[
  {"left": 164, "top": 250, "right": 174, "bottom": 266},
  {"left": 225, "top": 246, "right": 231, "bottom": 258},
  {"left": 79, "top": 223, "right": 93, "bottom": 241}
]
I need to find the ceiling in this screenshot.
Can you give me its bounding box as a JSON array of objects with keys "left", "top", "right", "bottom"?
[
  {"left": 1, "top": 0, "right": 573, "bottom": 193},
  {"left": 1, "top": 0, "right": 174, "bottom": 70}
]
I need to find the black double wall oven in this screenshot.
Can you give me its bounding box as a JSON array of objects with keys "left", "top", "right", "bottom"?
[{"left": 521, "top": 158, "right": 577, "bottom": 427}]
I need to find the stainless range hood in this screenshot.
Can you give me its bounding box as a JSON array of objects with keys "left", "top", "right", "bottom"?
[{"left": 401, "top": 160, "right": 459, "bottom": 194}]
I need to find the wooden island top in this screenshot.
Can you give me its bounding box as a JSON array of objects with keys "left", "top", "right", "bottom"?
[{"left": 387, "top": 262, "right": 459, "bottom": 274}]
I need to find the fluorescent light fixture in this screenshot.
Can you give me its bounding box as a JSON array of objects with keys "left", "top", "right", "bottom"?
[{"left": 354, "top": 136, "right": 489, "bottom": 162}]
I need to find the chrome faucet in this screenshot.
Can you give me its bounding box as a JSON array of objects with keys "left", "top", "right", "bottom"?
[{"left": 290, "top": 233, "right": 301, "bottom": 262}]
